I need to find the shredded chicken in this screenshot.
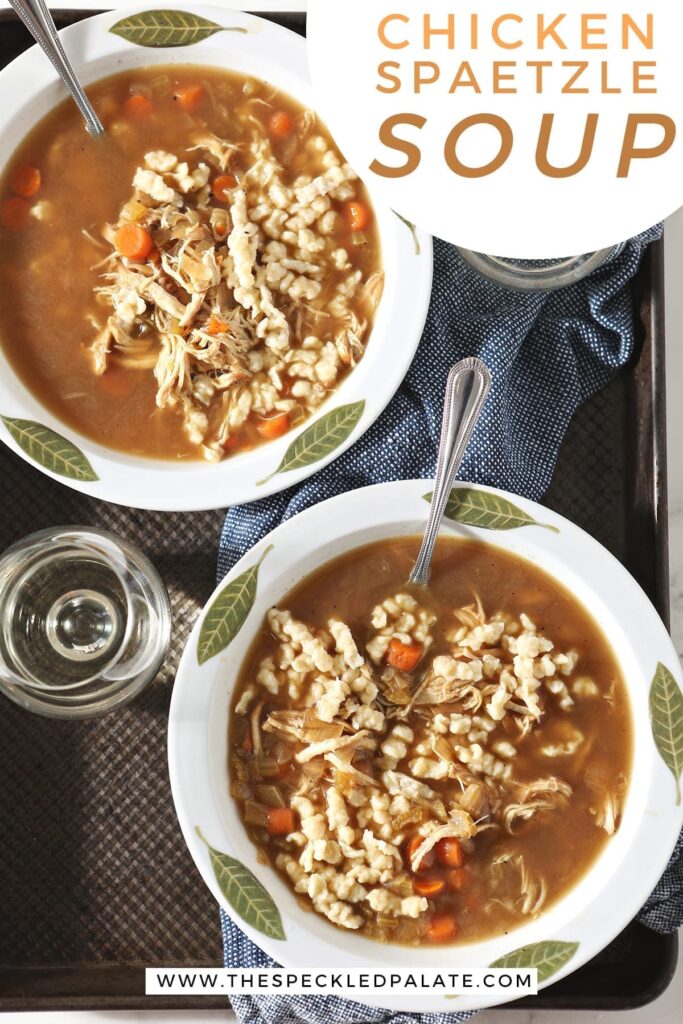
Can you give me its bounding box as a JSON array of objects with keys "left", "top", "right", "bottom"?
[
  {"left": 519, "top": 863, "right": 547, "bottom": 915},
  {"left": 325, "top": 752, "right": 380, "bottom": 788},
  {"left": 491, "top": 853, "right": 547, "bottom": 916},
  {"left": 232, "top": 589, "right": 625, "bottom": 941},
  {"left": 295, "top": 730, "right": 371, "bottom": 764},
  {"left": 409, "top": 809, "right": 477, "bottom": 871},
  {"left": 502, "top": 777, "right": 573, "bottom": 832},
  {"left": 590, "top": 792, "right": 620, "bottom": 835},
  {"left": 90, "top": 127, "right": 383, "bottom": 460}
]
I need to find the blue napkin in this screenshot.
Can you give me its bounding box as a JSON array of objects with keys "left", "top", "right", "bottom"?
[
  {"left": 217, "top": 231, "right": 661, "bottom": 572},
  {"left": 218, "top": 229, "right": 680, "bottom": 1024}
]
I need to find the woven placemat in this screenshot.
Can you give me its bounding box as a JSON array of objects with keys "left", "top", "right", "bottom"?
[
  {"left": 0, "top": 369, "right": 628, "bottom": 969},
  {"left": 0, "top": 449, "right": 225, "bottom": 965}
]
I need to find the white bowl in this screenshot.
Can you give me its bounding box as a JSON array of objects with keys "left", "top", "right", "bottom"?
[
  {"left": 0, "top": 4, "right": 431, "bottom": 511},
  {"left": 168, "top": 479, "right": 683, "bottom": 1013}
]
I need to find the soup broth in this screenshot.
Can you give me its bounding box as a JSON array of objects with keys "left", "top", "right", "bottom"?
[
  {"left": 0, "top": 67, "right": 381, "bottom": 461},
  {"left": 229, "top": 536, "right": 632, "bottom": 945}
]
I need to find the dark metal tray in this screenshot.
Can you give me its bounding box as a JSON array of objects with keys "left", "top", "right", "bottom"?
[{"left": 0, "top": 7, "right": 676, "bottom": 1013}]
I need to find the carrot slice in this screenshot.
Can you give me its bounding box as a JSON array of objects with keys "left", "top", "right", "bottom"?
[
  {"left": 223, "top": 433, "right": 243, "bottom": 454},
  {"left": 256, "top": 413, "right": 290, "bottom": 440},
  {"left": 114, "top": 223, "right": 153, "bottom": 261},
  {"left": 344, "top": 200, "right": 372, "bottom": 233},
  {"left": 0, "top": 197, "right": 30, "bottom": 230},
  {"left": 386, "top": 638, "right": 423, "bottom": 673},
  {"left": 269, "top": 111, "right": 294, "bottom": 138},
  {"left": 266, "top": 807, "right": 296, "bottom": 836},
  {"left": 413, "top": 876, "right": 445, "bottom": 897},
  {"left": 123, "top": 93, "right": 153, "bottom": 117},
  {"left": 445, "top": 868, "right": 468, "bottom": 892},
  {"left": 425, "top": 914, "right": 458, "bottom": 943},
  {"left": 206, "top": 314, "right": 229, "bottom": 335},
  {"left": 435, "top": 837, "right": 464, "bottom": 868},
  {"left": 10, "top": 165, "right": 41, "bottom": 198},
  {"left": 212, "top": 174, "right": 238, "bottom": 202},
  {"left": 405, "top": 834, "right": 435, "bottom": 873},
  {"left": 173, "top": 84, "right": 204, "bottom": 110}
]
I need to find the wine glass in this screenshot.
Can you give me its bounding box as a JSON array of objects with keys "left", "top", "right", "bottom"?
[
  {"left": 0, "top": 526, "right": 171, "bottom": 718},
  {"left": 456, "top": 244, "right": 626, "bottom": 291}
]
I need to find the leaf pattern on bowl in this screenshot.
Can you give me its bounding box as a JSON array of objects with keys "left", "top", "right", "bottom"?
[
  {"left": 195, "top": 827, "right": 285, "bottom": 940},
  {"left": 490, "top": 940, "right": 579, "bottom": 983},
  {"left": 2, "top": 417, "right": 98, "bottom": 482},
  {"left": 257, "top": 401, "right": 365, "bottom": 485},
  {"left": 393, "top": 211, "right": 421, "bottom": 255},
  {"left": 649, "top": 661, "right": 683, "bottom": 804},
  {"left": 424, "top": 487, "right": 559, "bottom": 534},
  {"left": 197, "top": 545, "right": 272, "bottom": 665},
  {"left": 110, "top": 10, "right": 248, "bottom": 47}
]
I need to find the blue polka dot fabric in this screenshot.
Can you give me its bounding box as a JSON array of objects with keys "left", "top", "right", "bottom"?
[
  {"left": 218, "top": 227, "right": 682, "bottom": 1024},
  {"left": 217, "top": 230, "right": 661, "bottom": 574}
]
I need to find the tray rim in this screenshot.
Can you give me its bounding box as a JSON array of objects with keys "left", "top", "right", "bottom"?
[
  {"left": 0, "top": 243, "right": 673, "bottom": 1018},
  {"left": 0, "top": 928, "right": 675, "bottom": 1014}
]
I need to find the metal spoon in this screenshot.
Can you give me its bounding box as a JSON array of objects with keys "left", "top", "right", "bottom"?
[
  {"left": 9, "top": 0, "right": 104, "bottom": 137},
  {"left": 409, "top": 357, "right": 491, "bottom": 586}
]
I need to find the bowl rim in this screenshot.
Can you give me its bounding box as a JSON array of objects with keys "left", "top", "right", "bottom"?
[
  {"left": 167, "top": 478, "right": 683, "bottom": 1013},
  {"left": 0, "top": 2, "right": 432, "bottom": 511}
]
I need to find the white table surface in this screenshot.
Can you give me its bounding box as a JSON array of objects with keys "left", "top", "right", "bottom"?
[{"left": 1, "top": 2, "right": 681, "bottom": 1018}]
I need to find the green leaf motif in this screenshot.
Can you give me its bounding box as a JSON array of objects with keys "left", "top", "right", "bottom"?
[
  {"left": 425, "top": 487, "right": 559, "bottom": 534},
  {"left": 197, "top": 545, "right": 272, "bottom": 665},
  {"left": 110, "top": 10, "right": 248, "bottom": 47},
  {"left": 490, "top": 940, "right": 579, "bottom": 983},
  {"left": 196, "top": 827, "right": 285, "bottom": 940},
  {"left": 649, "top": 662, "right": 683, "bottom": 805},
  {"left": 258, "top": 401, "right": 365, "bottom": 485},
  {"left": 2, "top": 417, "right": 98, "bottom": 482},
  {"left": 393, "top": 211, "right": 421, "bottom": 255}
]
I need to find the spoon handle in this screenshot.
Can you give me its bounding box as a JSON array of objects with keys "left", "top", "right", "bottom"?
[
  {"left": 8, "top": 0, "right": 104, "bottom": 137},
  {"left": 409, "top": 357, "right": 491, "bottom": 586}
]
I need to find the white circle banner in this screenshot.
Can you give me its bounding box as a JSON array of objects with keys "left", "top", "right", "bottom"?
[{"left": 307, "top": 0, "right": 683, "bottom": 257}]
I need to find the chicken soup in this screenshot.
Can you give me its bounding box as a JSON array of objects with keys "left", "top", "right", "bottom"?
[
  {"left": 229, "top": 536, "right": 632, "bottom": 945},
  {"left": 0, "top": 67, "right": 382, "bottom": 461}
]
